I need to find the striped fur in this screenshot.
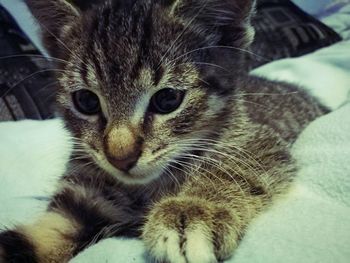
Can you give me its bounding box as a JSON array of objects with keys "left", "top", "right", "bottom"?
[{"left": 1, "top": 0, "right": 329, "bottom": 262}]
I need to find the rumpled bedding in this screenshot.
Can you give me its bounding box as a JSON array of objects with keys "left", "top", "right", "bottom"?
[{"left": 1, "top": 1, "right": 350, "bottom": 262}]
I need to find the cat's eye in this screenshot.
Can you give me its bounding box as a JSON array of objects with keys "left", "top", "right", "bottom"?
[
  {"left": 150, "top": 88, "right": 185, "bottom": 114},
  {"left": 72, "top": 89, "right": 101, "bottom": 115}
]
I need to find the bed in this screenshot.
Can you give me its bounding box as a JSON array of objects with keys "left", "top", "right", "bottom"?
[{"left": 0, "top": 1, "right": 350, "bottom": 262}]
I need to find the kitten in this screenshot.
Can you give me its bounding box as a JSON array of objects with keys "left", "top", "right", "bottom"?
[{"left": 0, "top": 0, "right": 328, "bottom": 262}]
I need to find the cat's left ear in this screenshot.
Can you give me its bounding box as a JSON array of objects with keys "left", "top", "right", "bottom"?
[
  {"left": 25, "top": 0, "right": 81, "bottom": 56},
  {"left": 160, "top": 0, "right": 256, "bottom": 48}
]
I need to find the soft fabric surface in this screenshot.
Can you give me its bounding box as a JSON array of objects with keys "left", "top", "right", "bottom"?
[
  {"left": 322, "top": 3, "right": 350, "bottom": 40},
  {"left": 0, "top": 120, "right": 71, "bottom": 227},
  {"left": 1, "top": 1, "right": 350, "bottom": 262},
  {"left": 251, "top": 40, "right": 350, "bottom": 110},
  {"left": 0, "top": 0, "right": 47, "bottom": 55}
]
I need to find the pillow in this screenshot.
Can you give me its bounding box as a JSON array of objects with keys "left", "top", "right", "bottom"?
[
  {"left": 244, "top": 0, "right": 342, "bottom": 70},
  {"left": 0, "top": 5, "right": 56, "bottom": 121}
]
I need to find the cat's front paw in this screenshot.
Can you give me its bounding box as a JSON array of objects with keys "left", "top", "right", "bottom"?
[{"left": 142, "top": 197, "right": 239, "bottom": 263}]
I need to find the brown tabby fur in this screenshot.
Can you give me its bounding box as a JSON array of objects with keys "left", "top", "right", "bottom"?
[{"left": 0, "top": 0, "right": 328, "bottom": 262}]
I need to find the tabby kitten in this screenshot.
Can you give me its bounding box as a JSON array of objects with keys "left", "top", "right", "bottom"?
[{"left": 0, "top": 0, "right": 328, "bottom": 262}]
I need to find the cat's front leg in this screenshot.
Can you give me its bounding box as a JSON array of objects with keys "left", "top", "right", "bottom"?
[
  {"left": 142, "top": 173, "right": 268, "bottom": 263},
  {"left": 0, "top": 178, "right": 142, "bottom": 263}
]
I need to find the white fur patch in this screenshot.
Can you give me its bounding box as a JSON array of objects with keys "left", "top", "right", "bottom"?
[
  {"left": 132, "top": 94, "right": 150, "bottom": 126},
  {"left": 185, "top": 228, "right": 217, "bottom": 263},
  {"left": 207, "top": 95, "right": 225, "bottom": 114},
  {"left": 150, "top": 227, "right": 217, "bottom": 263},
  {"left": 155, "top": 229, "right": 186, "bottom": 263}
]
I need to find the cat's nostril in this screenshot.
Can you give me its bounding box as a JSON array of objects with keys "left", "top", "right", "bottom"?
[
  {"left": 107, "top": 149, "right": 141, "bottom": 172},
  {"left": 136, "top": 136, "right": 144, "bottom": 146}
]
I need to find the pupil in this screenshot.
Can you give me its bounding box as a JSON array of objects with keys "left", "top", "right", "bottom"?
[
  {"left": 150, "top": 88, "right": 184, "bottom": 114},
  {"left": 74, "top": 90, "right": 100, "bottom": 115},
  {"left": 159, "top": 91, "right": 176, "bottom": 109},
  {"left": 81, "top": 92, "right": 98, "bottom": 110}
]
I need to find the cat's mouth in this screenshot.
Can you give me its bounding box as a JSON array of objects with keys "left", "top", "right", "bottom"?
[
  {"left": 108, "top": 164, "right": 165, "bottom": 185},
  {"left": 89, "top": 150, "right": 165, "bottom": 185}
]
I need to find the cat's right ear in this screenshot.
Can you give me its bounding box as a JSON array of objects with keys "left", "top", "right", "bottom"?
[
  {"left": 25, "top": 0, "right": 81, "bottom": 56},
  {"left": 159, "top": 0, "right": 256, "bottom": 49}
]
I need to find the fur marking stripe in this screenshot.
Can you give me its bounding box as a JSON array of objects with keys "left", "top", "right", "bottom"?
[{"left": 0, "top": 230, "right": 38, "bottom": 263}]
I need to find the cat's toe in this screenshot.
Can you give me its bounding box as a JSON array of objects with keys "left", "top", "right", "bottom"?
[
  {"left": 152, "top": 229, "right": 187, "bottom": 263},
  {"left": 152, "top": 227, "right": 217, "bottom": 263},
  {"left": 180, "top": 227, "right": 217, "bottom": 263}
]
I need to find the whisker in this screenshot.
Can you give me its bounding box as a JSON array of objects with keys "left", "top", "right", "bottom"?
[
  {"left": 178, "top": 139, "right": 268, "bottom": 176},
  {"left": 178, "top": 138, "right": 270, "bottom": 187},
  {"left": 34, "top": 18, "right": 88, "bottom": 69},
  {"left": 162, "top": 164, "right": 182, "bottom": 190},
  {"left": 167, "top": 159, "right": 214, "bottom": 190},
  {"left": 1, "top": 69, "right": 70, "bottom": 99},
  {"left": 234, "top": 91, "right": 300, "bottom": 97},
  {"left": 156, "top": 0, "right": 212, "bottom": 71},
  {"left": 179, "top": 153, "right": 247, "bottom": 194},
  {"left": 177, "top": 61, "right": 230, "bottom": 73},
  {"left": 167, "top": 45, "right": 270, "bottom": 65},
  {"left": 0, "top": 54, "right": 69, "bottom": 65}
]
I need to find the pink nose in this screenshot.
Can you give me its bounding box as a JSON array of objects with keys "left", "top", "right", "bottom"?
[
  {"left": 107, "top": 148, "right": 141, "bottom": 172},
  {"left": 104, "top": 125, "right": 143, "bottom": 172}
]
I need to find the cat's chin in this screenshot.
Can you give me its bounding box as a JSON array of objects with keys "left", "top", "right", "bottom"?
[
  {"left": 99, "top": 161, "right": 164, "bottom": 186},
  {"left": 112, "top": 170, "right": 162, "bottom": 186}
]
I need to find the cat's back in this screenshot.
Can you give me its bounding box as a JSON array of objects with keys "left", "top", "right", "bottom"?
[{"left": 229, "top": 75, "right": 329, "bottom": 143}]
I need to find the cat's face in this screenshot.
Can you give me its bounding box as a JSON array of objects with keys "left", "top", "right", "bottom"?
[{"left": 27, "top": 0, "right": 255, "bottom": 184}]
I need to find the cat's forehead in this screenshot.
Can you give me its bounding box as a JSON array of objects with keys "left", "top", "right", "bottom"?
[
  {"left": 58, "top": 0, "right": 204, "bottom": 120},
  {"left": 76, "top": 3, "right": 166, "bottom": 81},
  {"left": 69, "top": 4, "right": 192, "bottom": 93}
]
